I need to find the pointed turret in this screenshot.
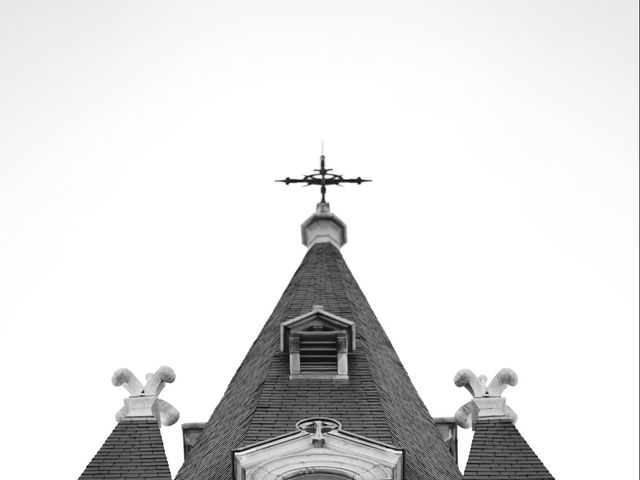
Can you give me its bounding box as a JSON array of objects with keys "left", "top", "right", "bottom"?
[
  {"left": 454, "top": 368, "right": 554, "bottom": 479},
  {"left": 79, "top": 366, "right": 179, "bottom": 480},
  {"left": 177, "top": 191, "right": 461, "bottom": 480}
]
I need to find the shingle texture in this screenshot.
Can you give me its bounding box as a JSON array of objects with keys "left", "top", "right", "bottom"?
[
  {"left": 464, "top": 418, "right": 554, "bottom": 480},
  {"left": 176, "top": 242, "right": 462, "bottom": 480},
  {"left": 79, "top": 416, "right": 172, "bottom": 480}
]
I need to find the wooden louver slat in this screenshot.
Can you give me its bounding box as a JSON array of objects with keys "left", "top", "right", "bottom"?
[{"left": 299, "top": 332, "right": 338, "bottom": 373}]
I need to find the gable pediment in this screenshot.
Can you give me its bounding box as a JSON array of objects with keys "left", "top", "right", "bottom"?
[
  {"left": 280, "top": 305, "right": 356, "bottom": 353},
  {"left": 234, "top": 418, "right": 403, "bottom": 480}
]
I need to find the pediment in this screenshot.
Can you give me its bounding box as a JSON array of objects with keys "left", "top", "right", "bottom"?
[
  {"left": 280, "top": 306, "right": 356, "bottom": 353},
  {"left": 234, "top": 418, "right": 402, "bottom": 480}
]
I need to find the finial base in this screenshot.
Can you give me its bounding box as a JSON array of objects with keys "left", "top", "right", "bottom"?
[
  {"left": 301, "top": 202, "right": 347, "bottom": 249},
  {"left": 119, "top": 396, "right": 161, "bottom": 424}
]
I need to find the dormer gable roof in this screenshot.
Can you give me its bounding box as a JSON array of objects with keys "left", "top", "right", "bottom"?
[{"left": 280, "top": 305, "right": 356, "bottom": 353}]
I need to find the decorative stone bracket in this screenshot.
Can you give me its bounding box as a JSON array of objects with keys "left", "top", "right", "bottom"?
[
  {"left": 454, "top": 368, "right": 518, "bottom": 430},
  {"left": 112, "top": 366, "right": 180, "bottom": 427}
]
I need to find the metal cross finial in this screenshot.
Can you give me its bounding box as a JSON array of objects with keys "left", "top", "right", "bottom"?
[{"left": 276, "top": 151, "right": 371, "bottom": 203}]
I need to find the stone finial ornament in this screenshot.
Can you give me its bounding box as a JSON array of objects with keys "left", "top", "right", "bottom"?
[
  {"left": 454, "top": 368, "right": 518, "bottom": 430},
  {"left": 296, "top": 417, "right": 341, "bottom": 448},
  {"left": 112, "top": 366, "right": 180, "bottom": 427}
]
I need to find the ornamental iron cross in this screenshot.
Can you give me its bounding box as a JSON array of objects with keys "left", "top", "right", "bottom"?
[{"left": 276, "top": 152, "right": 371, "bottom": 203}]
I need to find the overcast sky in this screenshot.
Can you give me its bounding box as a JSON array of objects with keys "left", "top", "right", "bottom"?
[{"left": 0, "top": 1, "right": 638, "bottom": 479}]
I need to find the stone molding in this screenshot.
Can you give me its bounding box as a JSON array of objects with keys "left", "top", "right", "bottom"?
[
  {"left": 453, "top": 368, "right": 518, "bottom": 430},
  {"left": 112, "top": 366, "right": 179, "bottom": 426},
  {"left": 234, "top": 419, "right": 403, "bottom": 480}
]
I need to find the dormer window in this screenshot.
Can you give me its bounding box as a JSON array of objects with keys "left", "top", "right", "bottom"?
[{"left": 280, "top": 306, "right": 356, "bottom": 380}]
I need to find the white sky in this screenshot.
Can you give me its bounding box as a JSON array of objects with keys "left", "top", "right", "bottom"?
[{"left": 0, "top": 1, "right": 637, "bottom": 479}]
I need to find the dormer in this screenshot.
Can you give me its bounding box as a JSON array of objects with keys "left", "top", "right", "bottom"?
[{"left": 280, "top": 305, "right": 356, "bottom": 380}]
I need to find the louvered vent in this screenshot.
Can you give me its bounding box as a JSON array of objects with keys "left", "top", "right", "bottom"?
[
  {"left": 282, "top": 306, "right": 353, "bottom": 379},
  {"left": 299, "top": 332, "right": 338, "bottom": 373}
]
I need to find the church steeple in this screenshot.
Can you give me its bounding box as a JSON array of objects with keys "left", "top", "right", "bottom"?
[
  {"left": 176, "top": 157, "right": 461, "bottom": 480},
  {"left": 73, "top": 153, "right": 556, "bottom": 480}
]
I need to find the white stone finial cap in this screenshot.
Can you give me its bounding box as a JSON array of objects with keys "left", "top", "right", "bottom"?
[
  {"left": 112, "top": 366, "right": 180, "bottom": 427},
  {"left": 301, "top": 202, "right": 347, "bottom": 249},
  {"left": 454, "top": 368, "right": 518, "bottom": 430}
]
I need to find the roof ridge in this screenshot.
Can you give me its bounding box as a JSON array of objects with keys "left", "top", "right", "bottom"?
[
  {"left": 335, "top": 250, "right": 396, "bottom": 445},
  {"left": 336, "top": 248, "right": 462, "bottom": 480}
]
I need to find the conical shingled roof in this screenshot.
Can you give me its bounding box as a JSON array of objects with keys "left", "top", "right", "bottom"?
[
  {"left": 177, "top": 242, "right": 461, "bottom": 480},
  {"left": 464, "top": 418, "right": 554, "bottom": 480},
  {"left": 79, "top": 417, "right": 172, "bottom": 480}
]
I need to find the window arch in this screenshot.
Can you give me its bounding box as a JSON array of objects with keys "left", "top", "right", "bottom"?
[{"left": 288, "top": 473, "right": 350, "bottom": 480}]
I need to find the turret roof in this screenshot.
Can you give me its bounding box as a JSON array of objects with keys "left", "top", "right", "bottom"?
[
  {"left": 79, "top": 417, "right": 171, "bottom": 480},
  {"left": 464, "top": 418, "right": 554, "bottom": 480},
  {"left": 176, "top": 242, "right": 461, "bottom": 480}
]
